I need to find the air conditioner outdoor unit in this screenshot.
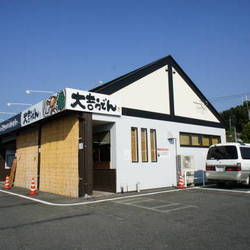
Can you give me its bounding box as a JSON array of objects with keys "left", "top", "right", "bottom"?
[{"left": 176, "top": 155, "right": 195, "bottom": 186}]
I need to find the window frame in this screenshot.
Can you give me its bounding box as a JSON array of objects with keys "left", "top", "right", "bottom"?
[
  {"left": 150, "top": 129, "right": 158, "bottom": 162},
  {"left": 180, "top": 132, "right": 221, "bottom": 148},
  {"left": 202, "top": 135, "right": 211, "bottom": 147},
  {"left": 5, "top": 150, "right": 16, "bottom": 169},
  {"left": 240, "top": 147, "right": 250, "bottom": 159},
  {"left": 131, "top": 127, "right": 139, "bottom": 163},
  {"left": 141, "top": 128, "right": 148, "bottom": 162},
  {"left": 207, "top": 146, "right": 238, "bottom": 160}
]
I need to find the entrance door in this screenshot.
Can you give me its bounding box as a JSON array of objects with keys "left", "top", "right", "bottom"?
[
  {"left": 92, "top": 122, "right": 116, "bottom": 193},
  {"left": 93, "top": 131, "right": 111, "bottom": 170}
]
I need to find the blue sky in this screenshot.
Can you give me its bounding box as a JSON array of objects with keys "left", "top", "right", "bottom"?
[{"left": 0, "top": 0, "right": 250, "bottom": 119}]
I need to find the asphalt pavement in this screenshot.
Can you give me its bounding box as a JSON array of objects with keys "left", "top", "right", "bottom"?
[{"left": 0, "top": 186, "right": 250, "bottom": 250}]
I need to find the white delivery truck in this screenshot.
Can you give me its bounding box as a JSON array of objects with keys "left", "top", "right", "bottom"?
[{"left": 206, "top": 143, "right": 250, "bottom": 185}]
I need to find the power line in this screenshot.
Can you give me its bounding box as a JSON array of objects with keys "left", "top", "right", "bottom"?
[{"left": 209, "top": 92, "right": 250, "bottom": 102}]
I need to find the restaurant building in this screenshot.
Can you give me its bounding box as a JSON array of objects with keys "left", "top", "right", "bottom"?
[{"left": 0, "top": 55, "right": 225, "bottom": 197}]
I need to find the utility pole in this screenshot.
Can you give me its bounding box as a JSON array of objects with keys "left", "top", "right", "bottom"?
[
  {"left": 228, "top": 116, "right": 234, "bottom": 141},
  {"left": 229, "top": 115, "right": 237, "bottom": 142},
  {"left": 234, "top": 127, "right": 237, "bottom": 142},
  {"left": 245, "top": 95, "right": 250, "bottom": 121}
]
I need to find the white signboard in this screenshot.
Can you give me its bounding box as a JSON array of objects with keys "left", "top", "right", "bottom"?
[
  {"left": 21, "top": 101, "right": 44, "bottom": 126},
  {"left": 21, "top": 90, "right": 66, "bottom": 127},
  {"left": 65, "top": 88, "right": 121, "bottom": 116},
  {"left": 20, "top": 88, "right": 121, "bottom": 127}
]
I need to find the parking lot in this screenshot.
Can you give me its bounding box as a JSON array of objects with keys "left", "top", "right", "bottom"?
[
  {"left": 113, "top": 196, "right": 198, "bottom": 214},
  {"left": 0, "top": 186, "right": 250, "bottom": 250}
]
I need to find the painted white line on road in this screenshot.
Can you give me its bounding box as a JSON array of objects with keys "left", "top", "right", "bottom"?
[
  {"left": 118, "top": 198, "right": 155, "bottom": 205},
  {"left": 116, "top": 200, "right": 198, "bottom": 214},
  {"left": 0, "top": 188, "right": 185, "bottom": 207},
  {"left": 159, "top": 205, "right": 198, "bottom": 213},
  {"left": 197, "top": 187, "right": 250, "bottom": 194},
  {"left": 0, "top": 189, "right": 58, "bottom": 206},
  {"left": 151, "top": 203, "right": 181, "bottom": 209},
  {"left": 115, "top": 198, "right": 154, "bottom": 204}
]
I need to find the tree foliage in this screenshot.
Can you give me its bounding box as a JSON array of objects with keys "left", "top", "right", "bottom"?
[
  {"left": 241, "top": 122, "right": 250, "bottom": 142},
  {"left": 220, "top": 101, "right": 250, "bottom": 142}
]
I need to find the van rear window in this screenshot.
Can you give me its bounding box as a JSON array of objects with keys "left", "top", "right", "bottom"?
[
  {"left": 240, "top": 147, "right": 250, "bottom": 159},
  {"left": 207, "top": 146, "right": 238, "bottom": 160}
]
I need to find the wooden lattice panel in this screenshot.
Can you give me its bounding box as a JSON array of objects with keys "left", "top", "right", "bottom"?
[
  {"left": 15, "top": 128, "right": 39, "bottom": 188},
  {"left": 39, "top": 114, "right": 79, "bottom": 197}
]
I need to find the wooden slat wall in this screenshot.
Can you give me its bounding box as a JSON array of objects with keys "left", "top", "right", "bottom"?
[
  {"left": 39, "top": 114, "right": 79, "bottom": 197},
  {"left": 15, "top": 128, "right": 39, "bottom": 188}
]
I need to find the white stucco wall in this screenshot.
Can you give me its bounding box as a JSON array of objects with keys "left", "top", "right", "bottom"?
[
  {"left": 173, "top": 68, "right": 220, "bottom": 122},
  {"left": 114, "top": 115, "right": 225, "bottom": 193},
  {"left": 92, "top": 59, "right": 226, "bottom": 193},
  {"left": 112, "top": 66, "right": 170, "bottom": 114}
]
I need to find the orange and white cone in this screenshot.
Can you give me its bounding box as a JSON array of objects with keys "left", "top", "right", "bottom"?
[
  {"left": 28, "top": 178, "right": 37, "bottom": 195},
  {"left": 3, "top": 176, "right": 11, "bottom": 190},
  {"left": 177, "top": 174, "right": 185, "bottom": 189}
]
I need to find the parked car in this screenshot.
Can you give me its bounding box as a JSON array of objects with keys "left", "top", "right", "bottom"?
[{"left": 206, "top": 143, "right": 250, "bottom": 185}]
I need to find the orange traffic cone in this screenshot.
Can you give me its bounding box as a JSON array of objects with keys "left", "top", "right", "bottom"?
[
  {"left": 177, "top": 174, "right": 186, "bottom": 189},
  {"left": 28, "top": 178, "right": 37, "bottom": 195},
  {"left": 3, "top": 176, "right": 11, "bottom": 190}
]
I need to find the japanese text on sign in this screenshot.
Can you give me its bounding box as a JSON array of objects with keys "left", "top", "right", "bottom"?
[{"left": 66, "top": 89, "right": 121, "bottom": 116}]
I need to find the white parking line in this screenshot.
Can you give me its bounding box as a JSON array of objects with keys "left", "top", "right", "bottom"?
[
  {"left": 117, "top": 198, "right": 155, "bottom": 205},
  {"left": 113, "top": 196, "right": 198, "bottom": 214},
  {"left": 158, "top": 205, "right": 198, "bottom": 214},
  {"left": 1, "top": 186, "right": 248, "bottom": 207},
  {"left": 151, "top": 203, "right": 180, "bottom": 209},
  {"left": 0, "top": 188, "right": 184, "bottom": 207},
  {"left": 198, "top": 187, "right": 250, "bottom": 194},
  {"left": 115, "top": 199, "right": 198, "bottom": 214}
]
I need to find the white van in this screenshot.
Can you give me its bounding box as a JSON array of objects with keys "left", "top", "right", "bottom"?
[{"left": 206, "top": 143, "right": 250, "bottom": 185}]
